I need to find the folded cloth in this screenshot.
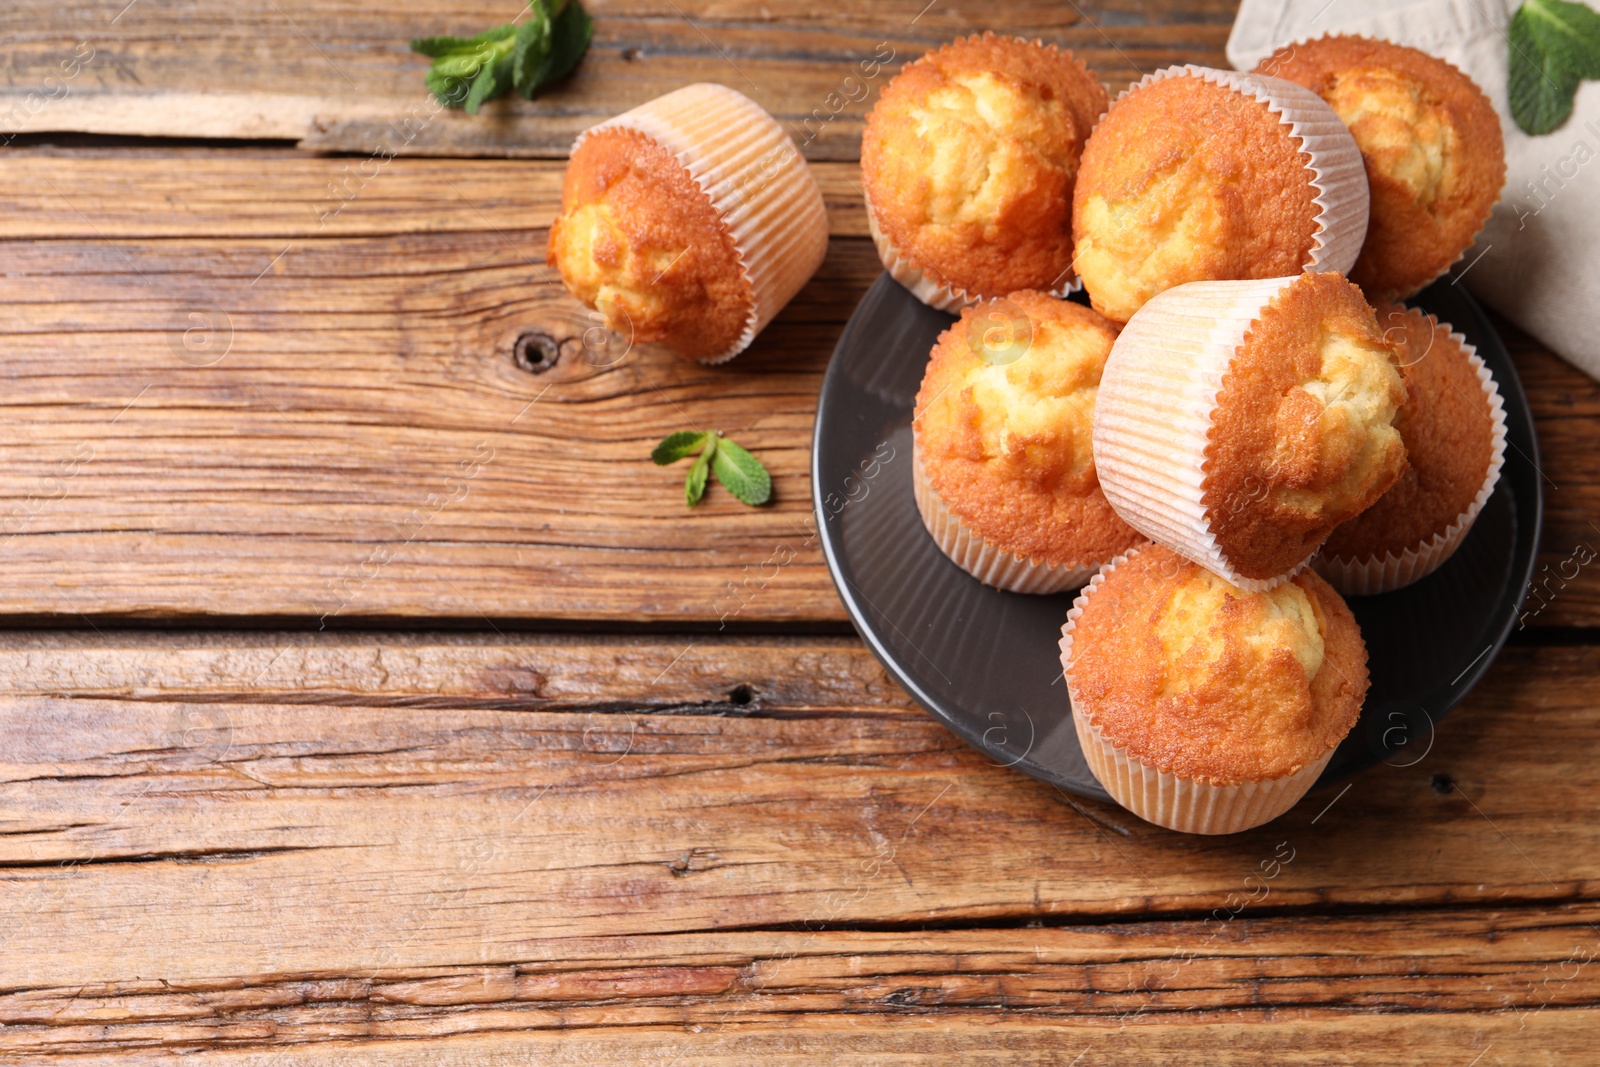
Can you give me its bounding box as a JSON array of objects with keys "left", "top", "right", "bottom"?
[{"left": 1229, "top": 0, "right": 1600, "bottom": 379}]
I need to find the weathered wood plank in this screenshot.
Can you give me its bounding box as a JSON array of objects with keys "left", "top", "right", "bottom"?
[
  {"left": 0, "top": 0, "right": 1238, "bottom": 157},
  {"left": 0, "top": 151, "right": 1594, "bottom": 624},
  {"left": 2, "top": 905, "right": 1598, "bottom": 1058},
  {"left": 1, "top": 639, "right": 1596, "bottom": 996}
]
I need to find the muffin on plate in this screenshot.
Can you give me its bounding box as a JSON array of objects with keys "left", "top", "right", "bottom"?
[
  {"left": 1061, "top": 543, "right": 1368, "bottom": 834},
  {"left": 1256, "top": 36, "right": 1506, "bottom": 302},
  {"left": 548, "top": 83, "right": 828, "bottom": 363},
  {"left": 1072, "top": 64, "right": 1369, "bottom": 324},
  {"left": 914, "top": 290, "right": 1142, "bottom": 593},
  {"left": 1317, "top": 304, "right": 1507, "bottom": 594},
  {"left": 1092, "top": 271, "right": 1407, "bottom": 589},
  {"left": 861, "top": 33, "right": 1108, "bottom": 311}
]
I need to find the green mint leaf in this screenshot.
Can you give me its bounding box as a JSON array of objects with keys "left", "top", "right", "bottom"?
[
  {"left": 530, "top": 0, "right": 594, "bottom": 91},
  {"left": 1511, "top": 4, "right": 1582, "bottom": 133},
  {"left": 463, "top": 55, "right": 508, "bottom": 114},
  {"left": 412, "top": 3, "right": 589, "bottom": 111},
  {"left": 411, "top": 35, "right": 485, "bottom": 58},
  {"left": 1525, "top": 0, "right": 1600, "bottom": 79},
  {"left": 511, "top": 13, "right": 553, "bottom": 97},
  {"left": 710, "top": 435, "right": 772, "bottom": 506},
  {"left": 686, "top": 437, "right": 716, "bottom": 507},
  {"left": 652, "top": 430, "right": 710, "bottom": 465}
]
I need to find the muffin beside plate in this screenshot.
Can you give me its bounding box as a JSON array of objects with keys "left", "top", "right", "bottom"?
[{"left": 548, "top": 83, "right": 828, "bottom": 363}]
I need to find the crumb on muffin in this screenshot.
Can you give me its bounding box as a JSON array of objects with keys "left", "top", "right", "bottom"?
[
  {"left": 1256, "top": 36, "right": 1507, "bottom": 301},
  {"left": 1072, "top": 71, "right": 1322, "bottom": 324},
  {"left": 1067, "top": 544, "right": 1367, "bottom": 784},
  {"left": 915, "top": 290, "right": 1141, "bottom": 566},
  {"left": 1203, "top": 272, "right": 1409, "bottom": 580},
  {"left": 547, "top": 128, "right": 753, "bottom": 361},
  {"left": 1322, "top": 304, "right": 1497, "bottom": 560},
  {"left": 862, "top": 33, "right": 1108, "bottom": 299}
]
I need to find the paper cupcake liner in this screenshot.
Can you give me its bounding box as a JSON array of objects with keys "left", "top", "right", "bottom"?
[
  {"left": 1092, "top": 276, "right": 1309, "bottom": 592},
  {"left": 1060, "top": 550, "right": 1333, "bottom": 834},
  {"left": 1315, "top": 320, "right": 1508, "bottom": 595},
  {"left": 865, "top": 191, "right": 1080, "bottom": 313},
  {"left": 1125, "top": 65, "right": 1369, "bottom": 277},
  {"left": 577, "top": 83, "right": 828, "bottom": 364},
  {"left": 912, "top": 441, "right": 1097, "bottom": 594}
]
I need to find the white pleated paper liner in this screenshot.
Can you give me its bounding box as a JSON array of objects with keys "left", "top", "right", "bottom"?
[
  {"left": 1092, "top": 275, "right": 1312, "bottom": 592},
  {"left": 576, "top": 83, "right": 828, "bottom": 364},
  {"left": 1059, "top": 548, "right": 1333, "bottom": 834},
  {"left": 1315, "top": 317, "right": 1508, "bottom": 595},
  {"left": 912, "top": 441, "right": 1098, "bottom": 594}
]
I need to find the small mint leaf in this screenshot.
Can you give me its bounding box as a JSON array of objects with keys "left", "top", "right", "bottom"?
[
  {"left": 511, "top": 14, "right": 552, "bottom": 96},
  {"left": 652, "top": 430, "right": 709, "bottom": 465},
  {"left": 686, "top": 437, "right": 716, "bottom": 507},
  {"left": 463, "top": 55, "right": 509, "bottom": 114},
  {"left": 1526, "top": 0, "right": 1600, "bottom": 79},
  {"left": 531, "top": 0, "right": 594, "bottom": 91},
  {"left": 1511, "top": 4, "right": 1581, "bottom": 134},
  {"left": 710, "top": 435, "right": 772, "bottom": 506}
]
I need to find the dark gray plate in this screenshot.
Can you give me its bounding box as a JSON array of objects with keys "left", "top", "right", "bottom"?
[{"left": 813, "top": 274, "right": 1543, "bottom": 800}]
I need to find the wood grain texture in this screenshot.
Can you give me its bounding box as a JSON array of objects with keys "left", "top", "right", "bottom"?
[
  {"left": 1, "top": 150, "right": 1596, "bottom": 624},
  {"left": 0, "top": 0, "right": 1237, "bottom": 157},
  {"left": 2, "top": 637, "right": 1597, "bottom": 988},
  {"left": 2, "top": 912, "right": 1598, "bottom": 1060}
]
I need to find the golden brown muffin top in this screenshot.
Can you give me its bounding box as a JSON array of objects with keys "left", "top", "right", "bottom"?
[
  {"left": 1323, "top": 305, "right": 1496, "bottom": 560},
  {"left": 1066, "top": 544, "right": 1368, "bottom": 785},
  {"left": 915, "top": 291, "right": 1142, "bottom": 566},
  {"left": 1203, "top": 272, "right": 1408, "bottom": 580},
  {"left": 1072, "top": 70, "right": 1322, "bottom": 324},
  {"left": 547, "top": 128, "right": 752, "bottom": 362},
  {"left": 1256, "top": 35, "right": 1506, "bottom": 302},
  {"left": 861, "top": 33, "right": 1107, "bottom": 300}
]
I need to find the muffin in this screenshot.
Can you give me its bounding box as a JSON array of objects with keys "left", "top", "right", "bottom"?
[
  {"left": 861, "top": 34, "right": 1108, "bottom": 311},
  {"left": 1072, "top": 65, "right": 1369, "bottom": 324},
  {"left": 1061, "top": 543, "right": 1368, "bottom": 833},
  {"left": 913, "top": 290, "right": 1142, "bottom": 593},
  {"left": 1317, "top": 305, "right": 1507, "bottom": 593},
  {"left": 1092, "top": 271, "right": 1407, "bottom": 589},
  {"left": 548, "top": 83, "right": 828, "bottom": 363},
  {"left": 1256, "top": 36, "right": 1507, "bottom": 302}
]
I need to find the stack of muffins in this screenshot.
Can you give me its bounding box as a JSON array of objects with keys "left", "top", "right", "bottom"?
[
  {"left": 868, "top": 34, "right": 1509, "bottom": 833},
  {"left": 540, "top": 33, "right": 1510, "bottom": 834}
]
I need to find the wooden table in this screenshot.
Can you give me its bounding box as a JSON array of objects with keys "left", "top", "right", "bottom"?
[{"left": 2, "top": 2, "right": 1598, "bottom": 1062}]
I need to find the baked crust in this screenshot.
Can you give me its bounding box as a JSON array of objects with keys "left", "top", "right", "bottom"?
[
  {"left": 1256, "top": 35, "right": 1506, "bottom": 302},
  {"left": 1068, "top": 544, "right": 1368, "bottom": 785},
  {"left": 1203, "top": 272, "right": 1408, "bottom": 580},
  {"left": 914, "top": 291, "right": 1141, "bottom": 566},
  {"left": 1322, "top": 305, "right": 1494, "bottom": 560},
  {"left": 1072, "top": 72, "right": 1322, "bottom": 324},
  {"left": 547, "top": 128, "right": 752, "bottom": 361},
  {"left": 861, "top": 33, "right": 1107, "bottom": 300}
]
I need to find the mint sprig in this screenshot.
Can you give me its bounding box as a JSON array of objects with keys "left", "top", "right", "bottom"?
[
  {"left": 652, "top": 431, "right": 772, "bottom": 507},
  {"left": 411, "top": 0, "right": 594, "bottom": 114},
  {"left": 1509, "top": 0, "right": 1600, "bottom": 134}
]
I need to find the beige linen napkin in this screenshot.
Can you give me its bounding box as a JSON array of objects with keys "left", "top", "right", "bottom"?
[{"left": 1229, "top": 0, "right": 1600, "bottom": 379}]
